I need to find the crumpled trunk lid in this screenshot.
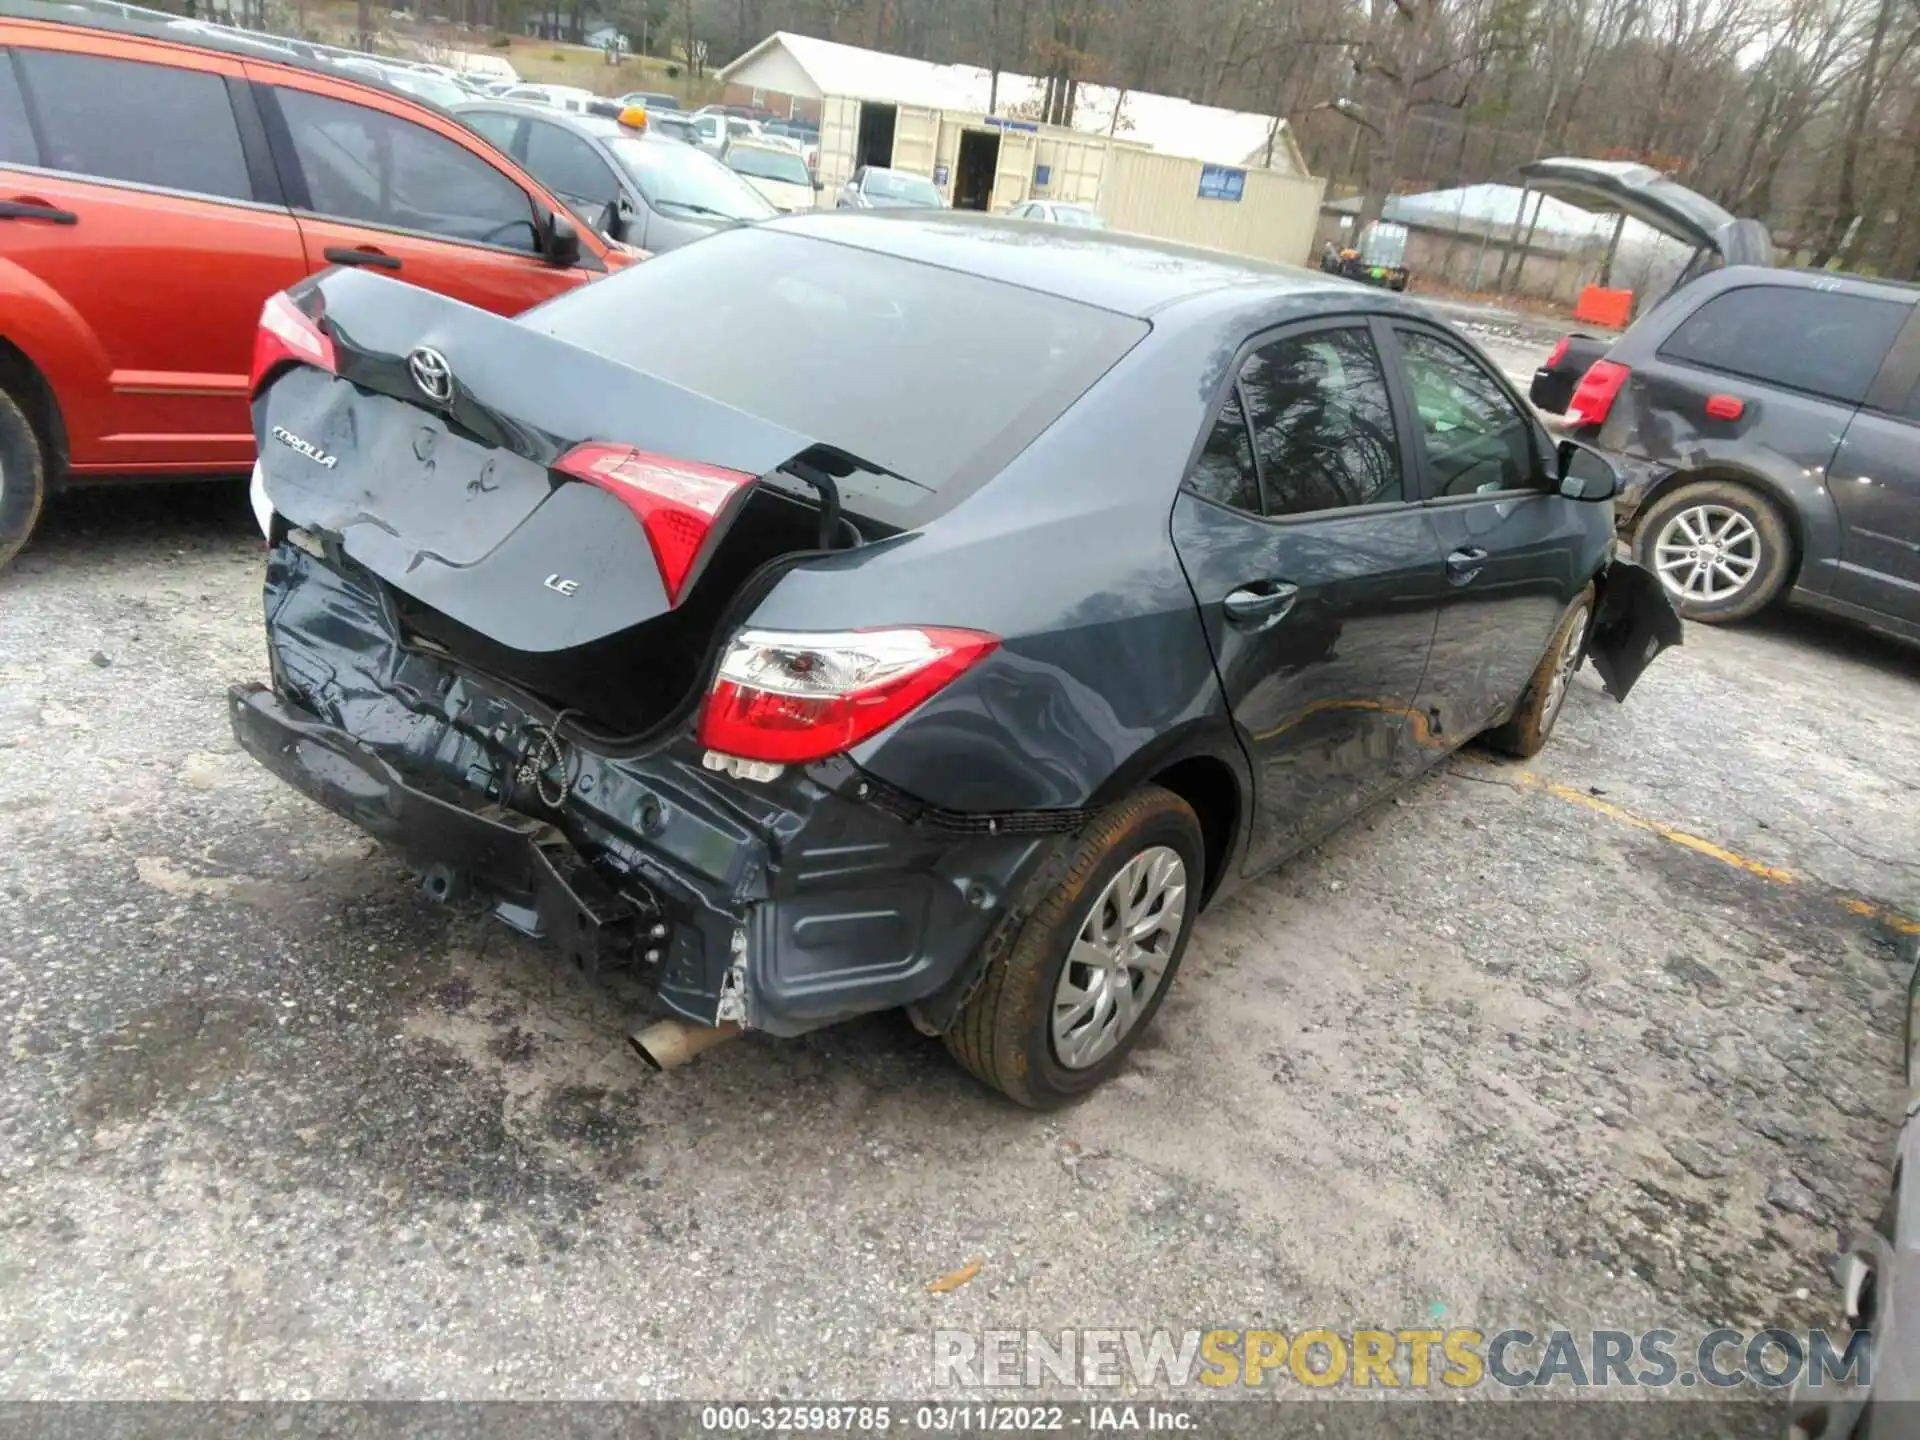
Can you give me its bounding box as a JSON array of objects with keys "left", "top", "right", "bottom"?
[{"left": 253, "top": 267, "right": 818, "bottom": 656}]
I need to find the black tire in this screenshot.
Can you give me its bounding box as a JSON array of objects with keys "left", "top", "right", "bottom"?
[
  {"left": 1630, "top": 479, "right": 1793, "bottom": 623},
  {"left": 944, "top": 785, "right": 1203, "bottom": 1109},
  {"left": 1485, "top": 586, "right": 1594, "bottom": 759},
  {"left": 0, "top": 384, "right": 46, "bottom": 572}
]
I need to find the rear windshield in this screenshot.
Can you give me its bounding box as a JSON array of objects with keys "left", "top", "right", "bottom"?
[
  {"left": 727, "top": 146, "right": 810, "bottom": 185},
  {"left": 528, "top": 228, "right": 1146, "bottom": 523},
  {"left": 866, "top": 170, "right": 941, "bottom": 205}
]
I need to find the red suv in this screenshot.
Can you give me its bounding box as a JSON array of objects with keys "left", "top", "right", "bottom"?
[{"left": 0, "top": 7, "right": 628, "bottom": 567}]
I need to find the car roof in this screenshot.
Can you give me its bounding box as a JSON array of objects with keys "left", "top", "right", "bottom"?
[
  {"left": 452, "top": 100, "right": 661, "bottom": 144},
  {"left": 766, "top": 210, "right": 1364, "bottom": 319},
  {"left": 1769, "top": 266, "right": 1920, "bottom": 303},
  {"left": 0, "top": 0, "right": 451, "bottom": 111}
]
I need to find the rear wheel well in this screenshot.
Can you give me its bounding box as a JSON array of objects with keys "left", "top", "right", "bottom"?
[
  {"left": 0, "top": 338, "right": 67, "bottom": 483},
  {"left": 1637, "top": 467, "right": 1803, "bottom": 581},
  {"left": 1148, "top": 755, "right": 1239, "bottom": 906}
]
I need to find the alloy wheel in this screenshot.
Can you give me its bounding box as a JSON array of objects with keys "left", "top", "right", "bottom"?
[
  {"left": 1653, "top": 504, "right": 1761, "bottom": 603},
  {"left": 1050, "top": 845, "right": 1187, "bottom": 1070}
]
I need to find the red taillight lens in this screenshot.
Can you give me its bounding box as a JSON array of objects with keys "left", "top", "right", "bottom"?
[
  {"left": 1565, "top": 359, "right": 1630, "bottom": 427},
  {"left": 554, "top": 442, "right": 755, "bottom": 603},
  {"left": 1545, "top": 337, "right": 1570, "bottom": 368},
  {"left": 250, "top": 291, "right": 335, "bottom": 396},
  {"left": 1705, "top": 393, "right": 1744, "bottom": 420},
  {"left": 698, "top": 626, "right": 1000, "bottom": 765}
]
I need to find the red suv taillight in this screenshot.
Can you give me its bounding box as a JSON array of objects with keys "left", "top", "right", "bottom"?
[
  {"left": 250, "top": 291, "right": 336, "bottom": 396},
  {"left": 554, "top": 443, "right": 755, "bottom": 604},
  {"left": 1545, "top": 337, "right": 1569, "bottom": 368},
  {"left": 698, "top": 627, "right": 1000, "bottom": 765},
  {"left": 1565, "top": 359, "right": 1630, "bottom": 428}
]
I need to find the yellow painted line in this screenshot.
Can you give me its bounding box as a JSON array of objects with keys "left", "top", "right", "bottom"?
[{"left": 1451, "top": 757, "right": 1920, "bottom": 935}]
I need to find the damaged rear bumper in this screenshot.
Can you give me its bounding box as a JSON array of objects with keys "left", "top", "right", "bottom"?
[
  {"left": 233, "top": 543, "right": 1055, "bottom": 1036},
  {"left": 231, "top": 683, "right": 649, "bottom": 972}
]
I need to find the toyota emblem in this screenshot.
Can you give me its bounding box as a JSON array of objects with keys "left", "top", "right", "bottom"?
[{"left": 408, "top": 346, "right": 454, "bottom": 404}]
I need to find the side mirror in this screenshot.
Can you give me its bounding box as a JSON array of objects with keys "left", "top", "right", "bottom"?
[
  {"left": 1557, "top": 437, "right": 1619, "bottom": 502},
  {"left": 541, "top": 209, "right": 582, "bottom": 267},
  {"left": 592, "top": 200, "right": 624, "bottom": 242}
]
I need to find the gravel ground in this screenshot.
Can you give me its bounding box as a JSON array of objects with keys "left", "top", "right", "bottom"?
[{"left": 1, "top": 481, "right": 1916, "bottom": 1402}]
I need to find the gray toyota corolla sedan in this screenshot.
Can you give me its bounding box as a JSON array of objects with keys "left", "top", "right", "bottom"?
[{"left": 233, "top": 213, "right": 1679, "bottom": 1106}]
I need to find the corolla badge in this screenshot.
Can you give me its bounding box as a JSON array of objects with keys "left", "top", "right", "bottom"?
[
  {"left": 271, "top": 426, "right": 338, "bottom": 469},
  {"left": 408, "top": 346, "right": 454, "bottom": 404}
]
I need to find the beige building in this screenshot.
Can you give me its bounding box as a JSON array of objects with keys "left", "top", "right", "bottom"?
[{"left": 716, "top": 32, "right": 1327, "bottom": 265}]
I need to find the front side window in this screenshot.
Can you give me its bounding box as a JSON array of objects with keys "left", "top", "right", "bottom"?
[
  {"left": 1395, "top": 328, "right": 1536, "bottom": 496},
  {"left": 1238, "top": 326, "right": 1403, "bottom": 516},
  {"left": 275, "top": 88, "right": 538, "bottom": 252},
  {"left": 1659, "top": 285, "right": 1908, "bottom": 406},
  {"left": 12, "top": 50, "right": 251, "bottom": 201},
  {"left": 523, "top": 120, "right": 619, "bottom": 209}
]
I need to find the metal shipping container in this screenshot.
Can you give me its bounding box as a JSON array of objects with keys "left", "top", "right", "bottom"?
[{"left": 1097, "top": 149, "right": 1327, "bottom": 265}]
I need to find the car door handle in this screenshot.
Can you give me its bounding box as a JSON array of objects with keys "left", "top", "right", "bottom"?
[
  {"left": 1223, "top": 582, "right": 1300, "bottom": 627},
  {"left": 1445, "top": 547, "right": 1489, "bottom": 585},
  {"left": 324, "top": 246, "right": 402, "bottom": 271},
  {"left": 0, "top": 198, "right": 78, "bottom": 224}
]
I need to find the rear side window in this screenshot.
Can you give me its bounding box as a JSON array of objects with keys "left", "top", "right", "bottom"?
[
  {"left": 12, "top": 50, "right": 251, "bottom": 201},
  {"left": 528, "top": 227, "right": 1146, "bottom": 523},
  {"left": 1659, "top": 286, "right": 1909, "bottom": 405},
  {"left": 1189, "top": 389, "right": 1259, "bottom": 513},
  {"left": 274, "top": 88, "right": 538, "bottom": 252},
  {"left": 1239, "top": 326, "right": 1403, "bottom": 516}
]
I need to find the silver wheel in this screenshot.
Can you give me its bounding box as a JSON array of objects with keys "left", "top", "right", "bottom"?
[
  {"left": 1653, "top": 504, "right": 1762, "bottom": 603},
  {"left": 1050, "top": 845, "right": 1187, "bottom": 1070},
  {"left": 1542, "top": 603, "right": 1589, "bottom": 729}
]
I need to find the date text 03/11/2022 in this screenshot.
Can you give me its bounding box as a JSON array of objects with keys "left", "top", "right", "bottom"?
[{"left": 697, "top": 1404, "right": 1195, "bottom": 1432}]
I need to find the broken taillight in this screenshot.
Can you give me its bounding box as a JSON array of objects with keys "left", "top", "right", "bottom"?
[
  {"left": 249, "top": 291, "right": 336, "bottom": 396},
  {"left": 1565, "top": 359, "right": 1630, "bottom": 428},
  {"left": 698, "top": 627, "right": 1000, "bottom": 765},
  {"left": 554, "top": 443, "right": 755, "bottom": 604}
]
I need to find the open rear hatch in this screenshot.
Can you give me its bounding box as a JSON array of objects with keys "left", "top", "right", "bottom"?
[
  {"left": 1517, "top": 157, "right": 1775, "bottom": 267},
  {"left": 252, "top": 269, "right": 862, "bottom": 733}
]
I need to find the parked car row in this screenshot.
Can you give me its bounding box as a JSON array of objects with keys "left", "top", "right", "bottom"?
[
  {"left": 452, "top": 100, "right": 775, "bottom": 247},
  {"left": 1519, "top": 158, "right": 1920, "bottom": 643},
  {"left": 0, "top": 0, "right": 633, "bottom": 567}
]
